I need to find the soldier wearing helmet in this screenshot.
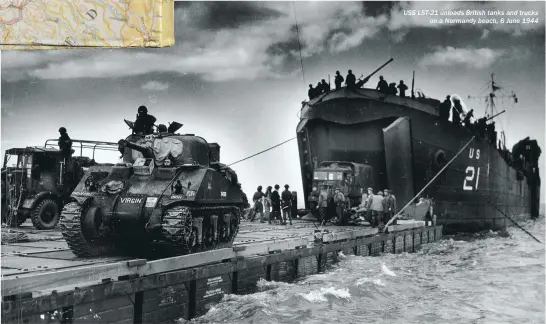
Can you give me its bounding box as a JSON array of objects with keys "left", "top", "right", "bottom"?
[
  {"left": 58, "top": 127, "right": 72, "bottom": 157},
  {"left": 133, "top": 105, "right": 157, "bottom": 135}
]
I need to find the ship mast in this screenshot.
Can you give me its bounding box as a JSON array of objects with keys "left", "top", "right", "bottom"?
[{"left": 468, "top": 73, "right": 518, "bottom": 118}]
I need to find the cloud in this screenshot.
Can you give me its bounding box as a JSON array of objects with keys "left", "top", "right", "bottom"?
[
  {"left": 388, "top": 1, "right": 544, "bottom": 36},
  {"left": 418, "top": 47, "right": 504, "bottom": 69},
  {"left": 2, "top": 2, "right": 388, "bottom": 84},
  {"left": 141, "top": 81, "right": 170, "bottom": 91},
  {"left": 3, "top": 1, "right": 542, "bottom": 84},
  {"left": 480, "top": 29, "right": 490, "bottom": 40}
]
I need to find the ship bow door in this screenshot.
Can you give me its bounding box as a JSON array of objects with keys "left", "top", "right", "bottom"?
[{"left": 382, "top": 117, "right": 415, "bottom": 209}]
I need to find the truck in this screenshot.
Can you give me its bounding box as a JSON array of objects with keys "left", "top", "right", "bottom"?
[{"left": 1, "top": 139, "right": 118, "bottom": 229}]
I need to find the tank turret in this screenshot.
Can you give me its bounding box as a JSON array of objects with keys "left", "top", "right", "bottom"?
[
  {"left": 58, "top": 121, "right": 244, "bottom": 258},
  {"left": 118, "top": 139, "right": 154, "bottom": 159}
]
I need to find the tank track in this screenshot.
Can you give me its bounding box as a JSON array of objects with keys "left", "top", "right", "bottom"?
[
  {"left": 158, "top": 205, "right": 241, "bottom": 256},
  {"left": 59, "top": 202, "right": 115, "bottom": 258},
  {"left": 60, "top": 202, "right": 242, "bottom": 258}
]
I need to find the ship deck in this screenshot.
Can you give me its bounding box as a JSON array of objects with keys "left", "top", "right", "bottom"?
[{"left": 2, "top": 220, "right": 442, "bottom": 323}]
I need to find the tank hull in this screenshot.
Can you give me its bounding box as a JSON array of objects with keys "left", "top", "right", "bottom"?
[
  {"left": 297, "top": 89, "right": 540, "bottom": 234},
  {"left": 60, "top": 133, "right": 245, "bottom": 258}
]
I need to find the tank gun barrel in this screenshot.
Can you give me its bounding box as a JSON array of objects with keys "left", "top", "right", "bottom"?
[{"left": 118, "top": 139, "right": 154, "bottom": 159}]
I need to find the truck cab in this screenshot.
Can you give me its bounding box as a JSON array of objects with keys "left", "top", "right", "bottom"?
[{"left": 311, "top": 161, "right": 374, "bottom": 208}]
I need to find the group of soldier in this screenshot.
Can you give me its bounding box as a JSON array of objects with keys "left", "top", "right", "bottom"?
[
  {"left": 437, "top": 96, "right": 499, "bottom": 148},
  {"left": 307, "top": 70, "right": 410, "bottom": 100},
  {"left": 375, "top": 76, "right": 409, "bottom": 98},
  {"left": 307, "top": 185, "right": 348, "bottom": 225},
  {"left": 306, "top": 185, "right": 397, "bottom": 228},
  {"left": 354, "top": 188, "right": 397, "bottom": 228},
  {"left": 250, "top": 184, "right": 294, "bottom": 225}
]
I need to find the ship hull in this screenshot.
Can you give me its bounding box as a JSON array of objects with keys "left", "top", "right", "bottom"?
[{"left": 297, "top": 91, "right": 539, "bottom": 234}]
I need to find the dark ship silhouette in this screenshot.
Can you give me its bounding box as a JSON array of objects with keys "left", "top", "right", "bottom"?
[{"left": 297, "top": 61, "right": 541, "bottom": 234}]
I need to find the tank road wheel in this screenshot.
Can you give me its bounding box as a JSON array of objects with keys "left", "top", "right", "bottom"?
[
  {"left": 202, "top": 223, "right": 216, "bottom": 250},
  {"left": 60, "top": 203, "right": 114, "bottom": 257},
  {"left": 30, "top": 199, "right": 60, "bottom": 230},
  {"left": 157, "top": 206, "right": 193, "bottom": 256},
  {"left": 217, "top": 207, "right": 241, "bottom": 249}
]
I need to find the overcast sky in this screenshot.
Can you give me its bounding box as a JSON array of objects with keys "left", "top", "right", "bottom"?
[{"left": 1, "top": 1, "right": 545, "bottom": 206}]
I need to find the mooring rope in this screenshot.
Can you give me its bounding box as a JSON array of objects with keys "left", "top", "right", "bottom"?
[
  {"left": 482, "top": 195, "right": 542, "bottom": 243},
  {"left": 384, "top": 136, "right": 476, "bottom": 229},
  {"left": 227, "top": 137, "right": 296, "bottom": 167}
]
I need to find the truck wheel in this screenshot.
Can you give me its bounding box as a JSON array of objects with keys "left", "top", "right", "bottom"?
[{"left": 31, "top": 199, "right": 60, "bottom": 230}]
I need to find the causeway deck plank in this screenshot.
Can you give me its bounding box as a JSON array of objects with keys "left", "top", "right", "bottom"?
[{"left": 1, "top": 219, "right": 378, "bottom": 294}]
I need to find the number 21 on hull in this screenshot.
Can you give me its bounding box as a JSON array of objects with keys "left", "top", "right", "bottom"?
[{"left": 464, "top": 147, "right": 480, "bottom": 191}]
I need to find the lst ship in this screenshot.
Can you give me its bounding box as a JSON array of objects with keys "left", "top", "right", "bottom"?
[{"left": 296, "top": 71, "right": 541, "bottom": 234}]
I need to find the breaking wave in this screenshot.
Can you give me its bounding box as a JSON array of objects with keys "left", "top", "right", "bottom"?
[{"left": 180, "top": 217, "right": 545, "bottom": 324}]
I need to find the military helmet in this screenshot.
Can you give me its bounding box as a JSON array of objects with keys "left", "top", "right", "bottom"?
[
  {"left": 58, "top": 127, "right": 67, "bottom": 133},
  {"left": 138, "top": 105, "right": 148, "bottom": 114}
]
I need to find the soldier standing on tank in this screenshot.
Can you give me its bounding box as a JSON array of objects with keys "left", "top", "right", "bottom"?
[
  {"left": 334, "top": 71, "right": 344, "bottom": 90},
  {"left": 281, "top": 184, "right": 293, "bottom": 225},
  {"left": 251, "top": 186, "right": 265, "bottom": 223},
  {"left": 133, "top": 106, "right": 157, "bottom": 135},
  {"left": 271, "top": 184, "right": 281, "bottom": 223},
  {"left": 397, "top": 80, "right": 408, "bottom": 98},
  {"left": 376, "top": 76, "right": 388, "bottom": 94},
  {"left": 345, "top": 70, "right": 356, "bottom": 90}
]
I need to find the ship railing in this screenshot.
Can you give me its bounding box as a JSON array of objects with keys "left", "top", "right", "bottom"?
[{"left": 299, "top": 87, "right": 440, "bottom": 120}]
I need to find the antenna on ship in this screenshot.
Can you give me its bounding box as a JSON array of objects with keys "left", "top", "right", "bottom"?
[
  {"left": 411, "top": 70, "right": 415, "bottom": 99},
  {"left": 292, "top": 1, "right": 306, "bottom": 93},
  {"left": 468, "top": 73, "right": 518, "bottom": 118}
]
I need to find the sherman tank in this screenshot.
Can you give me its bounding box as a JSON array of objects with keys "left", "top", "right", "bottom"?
[{"left": 59, "top": 121, "right": 245, "bottom": 258}]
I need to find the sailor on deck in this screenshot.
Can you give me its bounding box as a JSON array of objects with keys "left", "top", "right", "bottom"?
[
  {"left": 345, "top": 70, "right": 356, "bottom": 90},
  {"left": 376, "top": 76, "right": 388, "bottom": 94},
  {"left": 451, "top": 98, "right": 464, "bottom": 127},
  {"left": 388, "top": 83, "right": 397, "bottom": 95},
  {"left": 320, "top": 79, "right": 330, "bottom": 93},
  {"left": 397, "top": 80, "right": 408, "bottom": 98},
  {"left": 334, "top": 71, "right": 344, "bottom": 90},
  {"left": 308, "top": 84, "right": 317, "bottom": 100},
  {"left": 438, "top": 96, "right": 451, "bottom": 121}
]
